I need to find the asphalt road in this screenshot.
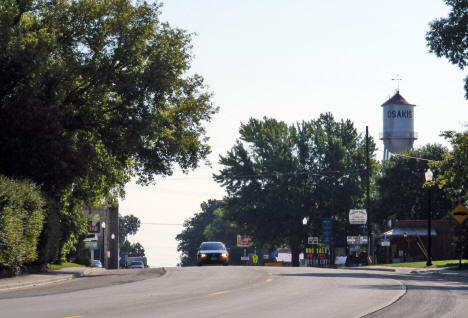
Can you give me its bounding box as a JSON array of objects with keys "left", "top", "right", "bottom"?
[{"left": 0, "top": 266, "right": 467, "bottom": 318}]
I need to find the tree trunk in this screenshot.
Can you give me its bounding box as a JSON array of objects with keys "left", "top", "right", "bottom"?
[{"left": 291, "top": 239, "right": 300, "bottom": 267}]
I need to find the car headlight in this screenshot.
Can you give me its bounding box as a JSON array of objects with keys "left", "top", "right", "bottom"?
[
  {"left": 221, "top": 252, "right": 228, "bottom": 258},
  {"left": 200, "top": 253, "right": 206, "bottom": 258}
]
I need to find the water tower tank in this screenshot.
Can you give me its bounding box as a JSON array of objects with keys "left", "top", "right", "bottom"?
[{"left": 380, "top": 91, "right": 417, "bottom": 160}]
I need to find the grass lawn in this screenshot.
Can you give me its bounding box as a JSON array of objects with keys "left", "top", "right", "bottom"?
[
  {"left": 376, "top": 259, "right": 468, "bottom": 269},
  {"left": 48, "top": 262, "right": 86, "bottom": 270}
]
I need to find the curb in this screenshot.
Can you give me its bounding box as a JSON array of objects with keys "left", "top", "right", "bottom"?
[
  {"left": 344, "top": 266, "right": 397, "bottom": 272},
  {"left": 0, "top": 267, "right": 101, "bottom": 292},
  {"left": 0, "top": 274, "right": 76, "bottom": 292},
  {"left": 360, "top": 279, "right": 407, "bottom": 317}
]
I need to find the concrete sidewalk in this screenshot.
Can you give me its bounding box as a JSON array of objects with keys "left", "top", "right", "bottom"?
[
  {"left": 362, "top": 265, "right": 468, "bottom": 280},
  {"left": 0, "top": 267, "right": 105, "bottom": 291}
]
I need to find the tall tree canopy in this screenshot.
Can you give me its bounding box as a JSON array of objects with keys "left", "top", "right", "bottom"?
[
  {"left": 0, "top": 0, "right": 216, "bottom": 264},
  {"left": 119, "top": 214, "right": 146, "bottom": 257},
  {"left": 430, "top": 128, "right": 468, "bottom": 205},
  {"left": 214, "top": 114, "right": 376, "bottom": 266},
  {"left": 374, "top": 144, "right": 452, "bottom": 223},
  {"left": 0, "top": 0, "right": 216, "bottom": 202},
  {"left": 119, "top": 214, "right": 141, "bottom": 243},
  {"left": 426, "top": 0, "right": 468, "bottom": 98}
]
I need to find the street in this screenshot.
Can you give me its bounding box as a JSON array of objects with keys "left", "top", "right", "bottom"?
[{"left": 1, "top": 266, "right": 467, "bottom": 318}]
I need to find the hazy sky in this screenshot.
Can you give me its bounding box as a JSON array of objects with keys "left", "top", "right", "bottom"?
[{"left": 119, "top": 0, "right": 467, "bottom": 267}]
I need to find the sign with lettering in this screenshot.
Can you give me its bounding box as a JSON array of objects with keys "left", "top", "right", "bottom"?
[
  {"left": 237, "top": 235, "right": 253, "bottom": 247},
  {"left": 386, "top": 110, "right": 412, "bottom": 119},
  {"left": 450, "top": 204, "right": 468, "bottom": 224},
  {"left": 347, "top": 236, "right": 368, "bottom": 245},
  {"left": 322, "top": 219, "right": 332, "bottom": 245},
  {"left": 381, "top": 236, "right": 390, "bottom": 246},
  {"left": 308, "top": 237, "right": 319, "bottom": 245},
  {"left": 349, "top": 209, "right": 367, "bottom": 225}
]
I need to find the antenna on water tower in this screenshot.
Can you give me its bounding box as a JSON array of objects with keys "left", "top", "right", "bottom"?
[{"left": 391, "top": 75, "right": 402, "bottom": 92}]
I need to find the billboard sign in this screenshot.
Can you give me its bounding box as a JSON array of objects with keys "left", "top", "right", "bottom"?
[
  {"left": 349, "top": 209, "right": 367, "bottom": 225},
  {"left": 322, "top": 218, "right": 332, "bottom": 245},
  {"left": 237, "top": 235, "right": 253, "bottom": 247}
]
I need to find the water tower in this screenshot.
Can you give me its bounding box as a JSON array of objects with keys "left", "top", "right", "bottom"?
[{"left": 380, "top": 91, "right": 417, "bottom": 160}]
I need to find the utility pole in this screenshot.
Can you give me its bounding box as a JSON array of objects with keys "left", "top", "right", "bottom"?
[{"left": 366, "top": 126, "right": 372, "bottom": 263}]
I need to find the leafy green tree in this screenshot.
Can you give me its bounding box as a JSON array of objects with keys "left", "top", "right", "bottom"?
[
  {"left": 430, "top": 129, "right": 468, "bottom": 204},
  {"left": 119, "top": 215, "right": 141, "bottom": 244},
  {"left": 176, "top": 200, "right": 237, "bottom": 266},
  {"left": 426, "top": 0, "right": 468, "bottom": 98},
  {"left": 119, "top": 214, "right": 145, "bottom": 257},
  {"left": 0, "top": 175, "right": 45, "bottom": 273},
  {"left": 203, "top": 208, "right": 238, "bottom": 246},
  {"left": 429, "top": 128, "right": 468, "bottom": 260},
  {"left": 375, "top": 144, "right": 453, "bottom": 223},
  {"left": 0, "top": 1, "right": 216, "bottom": 264},
  {"left": 121, "top": 241, "right": 145, "bottom": 257},
  {"left": 214, "top": 114, "right": 375, "bottom": 266}
]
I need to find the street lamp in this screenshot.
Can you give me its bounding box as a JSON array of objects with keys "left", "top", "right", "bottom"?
[
  {"left": 101, "top": 221, "right": 106, "bottom": 268},
  {"left": 425, "top": 168, "right": 433, "bottom": 266},
  {"left": 403, "top": 232, "right": 408, "bottom": 263},
  {"left": 302, "top": 217, "right": 308, "bottom": 267}
]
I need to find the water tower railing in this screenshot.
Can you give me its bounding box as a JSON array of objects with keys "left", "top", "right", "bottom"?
[{"left": 379, "top": 131, "right": 418, "bottom": 139}]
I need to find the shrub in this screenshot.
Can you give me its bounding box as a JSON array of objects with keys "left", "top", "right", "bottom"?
[{"left": 0, "top": 175, "right": 45, "bottom": 269}]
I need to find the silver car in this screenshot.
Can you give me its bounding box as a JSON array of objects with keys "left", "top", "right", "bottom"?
[{"left": 197, "top": 241, "right": 229, "bottom": 266}]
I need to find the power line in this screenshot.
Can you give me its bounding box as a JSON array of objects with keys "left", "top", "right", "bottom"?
[
  {"left": 141, "top": 222, "right": 183, "bottom": 226},
  {"left": 389, "top": 152, "right": 439, "bottom": 162}
]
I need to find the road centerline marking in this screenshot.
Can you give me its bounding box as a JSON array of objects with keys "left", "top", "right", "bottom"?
[
  {"left": 265, "top": 278, "right": 273, "bottom": 283},
  {"left": 209, "top": 290, "right": 230, "bottom": 296}
]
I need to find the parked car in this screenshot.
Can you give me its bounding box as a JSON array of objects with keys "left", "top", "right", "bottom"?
[
  {"left": 92, "top": 259, "right": 103, "bottom": 268},
  {"left": 197, "top": 241, "right": 229, "bottom": 266},
  {"left": 130, "top": 260, "right": 145, "bottom": 269}
]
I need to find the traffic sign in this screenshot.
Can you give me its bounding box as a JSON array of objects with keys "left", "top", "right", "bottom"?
[{"left": 450, "top": 204, "right": 468, "bottom": 224}]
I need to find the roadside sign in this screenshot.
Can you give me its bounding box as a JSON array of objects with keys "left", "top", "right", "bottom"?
[
  {"left": 450, "top": 204, "right": 468, "bottom": 224},
  {"left": 85, "top": 241, "right": 97, "bottom": 248},
  {"left": 308, "top": 236, "right": 319, "bottom": 244},
  {"left": 347, "top": 236, "right": 368, "bottom": 245},
  {"left": 322, "top": 218, "right": 332, "bottom": 245},
  {"left": 240, "top": 256, "right": 249, "bottom": 261},
  {"left": 381, "top": 235, "right": 390, "bottom": 246},
  {"left": 349, "top": 209, "right": 367, "bottom": 225},
  {"left": 237, "top": 235, "right": 253, "bottom": 247}
]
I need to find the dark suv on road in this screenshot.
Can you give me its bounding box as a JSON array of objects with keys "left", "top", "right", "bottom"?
[{"left": 197, "top": 241, "right": 229, "bottom": 266}]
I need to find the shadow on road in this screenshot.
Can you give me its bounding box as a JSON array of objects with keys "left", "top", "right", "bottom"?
[{"left": 278, "top": 270, "right": 468, "bottom": 294}]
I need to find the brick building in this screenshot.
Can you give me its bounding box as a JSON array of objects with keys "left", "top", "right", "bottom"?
[{"left": 83, "top": 205, "right": 120, "bottom": 269}]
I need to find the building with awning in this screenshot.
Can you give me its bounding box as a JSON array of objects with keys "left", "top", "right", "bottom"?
[
  {"left": 377, "top": 219, "right": 455, "bottom": 264},
  {"left": 381, "top": 228, "right": 437, "bottom": 237}
]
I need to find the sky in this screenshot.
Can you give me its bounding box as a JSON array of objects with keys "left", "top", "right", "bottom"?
[{"left": 119, "top": 0, "right": 467, "bottom": 267}]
